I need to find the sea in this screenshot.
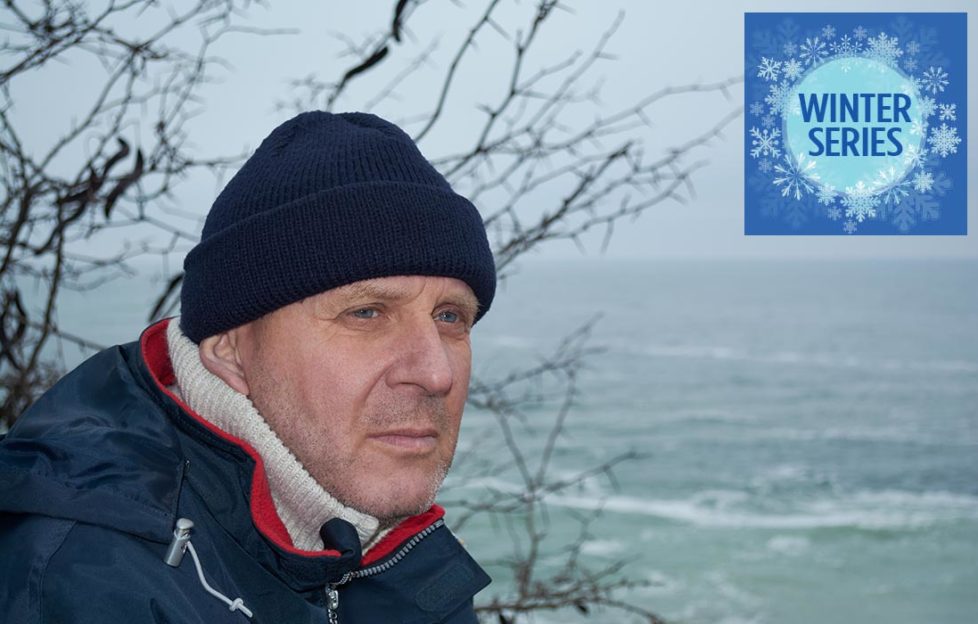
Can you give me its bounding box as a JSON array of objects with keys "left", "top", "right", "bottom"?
[{"left": 25, "top": 257, "right": 978, "bottom": 624}]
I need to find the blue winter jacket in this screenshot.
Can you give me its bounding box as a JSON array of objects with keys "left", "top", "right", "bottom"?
[{"left": 0, "top": 320, "right": 491, "bottom": 623}]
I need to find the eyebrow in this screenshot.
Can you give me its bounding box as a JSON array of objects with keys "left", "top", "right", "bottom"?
[{"left": 341, "top": 282, "right": 410, "bottom": 302}]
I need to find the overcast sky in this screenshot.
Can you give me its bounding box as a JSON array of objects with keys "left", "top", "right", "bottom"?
[{"left": 14, "top": 0, "right": 978, "bottom": 263}]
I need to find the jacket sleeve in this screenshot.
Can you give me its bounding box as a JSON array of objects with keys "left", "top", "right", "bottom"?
[
  {"left": 0, "top": 513, "right": 76, "bottom": 624},
  {"left": 0, "top": 514, "right": 229, "bottom": 624}
]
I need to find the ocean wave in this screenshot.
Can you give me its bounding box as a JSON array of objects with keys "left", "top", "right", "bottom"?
[
  {"left": 580, "top": 538, "right": 626, "bottom": 557},
  {"left": 746, "top": 425, "right": 977, "bottom": 445},
  {"left": 635, "top": 343, "right": 978, "bottom": 374},
  {"left": 650, "top": 408, "right": 760, "bottom": 424},
  {"left": 765, "top": 535, "right": 810, "bottom": 556},
  {"left": 545, "top": 489, "right": 978, "bottom": 530}
]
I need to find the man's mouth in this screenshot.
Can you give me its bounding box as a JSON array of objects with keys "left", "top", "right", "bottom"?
[{"left": 369, "top": 428, "right": 439, "bottom": 452}]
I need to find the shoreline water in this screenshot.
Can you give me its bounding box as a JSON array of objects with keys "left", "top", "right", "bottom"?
[{"left": 11, "top": 257, "right": 978, "bottom": 623}]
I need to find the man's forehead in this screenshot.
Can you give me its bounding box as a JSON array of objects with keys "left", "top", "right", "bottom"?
[{"left": 321, "top": 276, "right": 478, "bottom": 306}]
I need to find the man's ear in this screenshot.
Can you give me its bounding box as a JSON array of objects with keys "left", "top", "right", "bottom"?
[{"left": 198, "top": 330, "right": 251, "bottom": 396}]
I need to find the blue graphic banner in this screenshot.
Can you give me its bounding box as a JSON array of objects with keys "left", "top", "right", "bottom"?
[{"left": 744, "top": 13, "right": 967, "bottom": 235}]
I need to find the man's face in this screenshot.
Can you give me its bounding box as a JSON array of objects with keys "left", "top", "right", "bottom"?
[{"left": 232, "top": 275, "right": 478, "bottom": 526}]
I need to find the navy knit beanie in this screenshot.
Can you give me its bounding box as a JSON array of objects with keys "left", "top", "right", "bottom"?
[{"left": 180, "top": 111, "right": 496, "bottom": 343}]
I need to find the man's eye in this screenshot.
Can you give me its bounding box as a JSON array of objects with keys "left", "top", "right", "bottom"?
[
  {"left": 351, "top": 308, "right": 379, "bottom": 319},
  {"left": 436, "top": 310, "right": 460, "bottom": 323}
]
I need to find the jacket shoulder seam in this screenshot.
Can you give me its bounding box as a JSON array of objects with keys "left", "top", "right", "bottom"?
[{"left": 1, "top": 466, "right": 173, "bottom": 522}]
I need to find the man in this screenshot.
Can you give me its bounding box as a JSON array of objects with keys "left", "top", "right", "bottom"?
[{"left": 0, "top": 111, "right": 496, "bottom": 623}]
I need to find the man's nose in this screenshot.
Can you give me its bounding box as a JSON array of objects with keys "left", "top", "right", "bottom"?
[{"left": 385, "top": 318, "right": 455, "bottom": 396}]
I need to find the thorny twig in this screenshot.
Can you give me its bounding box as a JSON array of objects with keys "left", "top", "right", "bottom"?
[
  {"left": 4, "top": 1, "right": 742, "bottom": 621},
  {"left": 0, "top": 0, "right": 279, "bottom": 426}
]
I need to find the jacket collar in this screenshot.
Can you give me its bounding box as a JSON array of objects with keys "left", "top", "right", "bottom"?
[
  {"left": 135, "top": 319, "right": 446, "bottom": 587},
  {"left": 165, "top": 318, "right": 386, "bottom": 550}
]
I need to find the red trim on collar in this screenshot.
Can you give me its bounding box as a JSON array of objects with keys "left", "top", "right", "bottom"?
[
  {"left": 361, "top": 504, "right": 445, "bottom": 566},
  {"left": 141, "top": 319, "right": 312, "bottom": 555},
  {"left": 140, "top": 318, "right": 445, "bottom": 563}
]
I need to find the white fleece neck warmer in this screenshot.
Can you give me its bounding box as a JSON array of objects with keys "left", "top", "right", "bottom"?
[{"left": 166, "top": 319, "right": 385, "bottom": 551}]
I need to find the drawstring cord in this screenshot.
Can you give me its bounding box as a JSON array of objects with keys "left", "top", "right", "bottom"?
[
  {"left": 164, "top": 518, "right": 253, "bottom": 619},
  {"left": 185, "top": 542, "right": 253, "bottom": 618}
]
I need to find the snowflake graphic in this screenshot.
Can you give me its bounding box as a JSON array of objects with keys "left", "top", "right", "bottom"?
[
  {"left": 817, "top": 183, "right": 837, "bottom": 206},
  {"left": 902, "top": 144, "right": 928, "bottom": 169},
  {"left": 912, "top": 171, "right": 934, "bottom": 193},
  {"left": 761, "top": 114, "right": 776, "bottom": 129},
  {"left": 757, "top": 57, "right": 781, "bottom": 81},
  {"left": 872, "top": 166, "right": 911, "bottom": 206},
  {"left": 772, "top": 152, "right": 819, "bottom": 200},
  {"left": 750, "top": 101, "right": 765, "bottom": 116},
  {"left": 783, "top": 41, "right": 798, "bottom": 56},
  {"left": 750, "top": 126, "right": 781, "bottom": 158},
  {"left": 920, "top": 66, "right": 949, "bottom": 94},
  {"left": 938, "top": 103, "right": 957, "bottom": 121},
  {"left": 842, "top": 181, "right": 879, "bottom": 222},
  {"left": 843, "top": 219, "right": 858, "bottom": 234},
  {"left": 870, "top": 167, "right": 896, "bottom": 189},
  {"left": 903, "top": 58, "right": 918, "bottom": 73},
  {"left": 905, "top": 41, "right": 921, "bottom": 56},
  {"left": 853, "top": 26, "right": 869, "bottom": 40},
  {"left": 928, "top": 123, "right": 961, "bottom": 157},
  {"left": 830, "top": 34, "right": 860, "bottom": 56},
  {"left": 910, "top": 119, "right": 928, "bottom": 136},
  {"left": 758, "top": 158, "right": 773, "bottom": 174},
  {"left": 835, "top": 57, "right": 855, "bottom": 74},
  {"left": 888, "top": 173, "right": 951, "bottom": 232},
  {"left": 865, "top": 32, "right": 903, "bottom": 66},
  {"left": 917, "top": 96, "right": 937, "bottom": 118},
  {"left": 827, "top": 206, "right": 842, "bottom": 220},
  {"left": 822, "top": 25, "right": 836, "bottom": 39},
  {"left": 786, "top": 97, "right": 802, "bottom": 116},
  {"left": 799, "top": 37, "right": 828, "bottom": 66},
  {"left": 782, "top": 58, "right": 803, "bottom": 81},
  {"left": 764, "top": 80, "right": 794, "bottom": 115}
]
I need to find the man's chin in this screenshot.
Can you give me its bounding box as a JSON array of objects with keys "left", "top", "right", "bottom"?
[
  {"left": 340, "top": 477, "right": 441, "bottom": 526},
  {"left": 361, "top": 490, "right": 438, "bottom": 527},
  {"left": 318, "top": 456, "right": 450, "bottom": 525}
]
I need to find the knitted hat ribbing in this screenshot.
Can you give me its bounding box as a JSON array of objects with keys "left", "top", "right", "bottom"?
[{"left": 180, "top": 111, "right": 496, "bottom": 343}]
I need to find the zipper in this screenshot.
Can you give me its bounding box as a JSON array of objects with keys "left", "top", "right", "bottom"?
[{"left": 325, "top": 518, "right": 445, "bottom": 624}]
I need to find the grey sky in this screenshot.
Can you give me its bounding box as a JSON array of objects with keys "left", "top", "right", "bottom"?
[{"left": 11, "top": 0, "right": 978, "bottom": 265}]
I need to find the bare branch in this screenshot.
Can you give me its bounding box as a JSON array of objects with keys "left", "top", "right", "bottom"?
[{"left": 0, "top": 0, "right": 272, "bottom": 429}]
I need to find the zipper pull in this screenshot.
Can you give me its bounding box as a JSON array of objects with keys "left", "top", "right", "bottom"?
[
  {"left": 325, "top": 572, "right": 352, "bottom": 624},
  {"left": 326, "top": 586, "right": 340, "bottom": 624}
]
